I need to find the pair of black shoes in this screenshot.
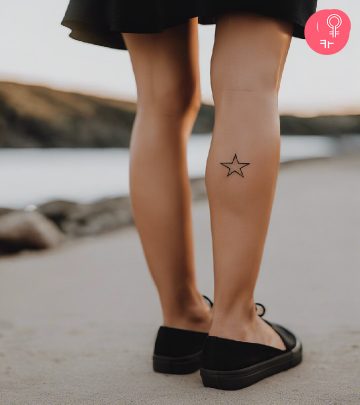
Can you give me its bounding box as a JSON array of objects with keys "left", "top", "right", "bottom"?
[{"left": 153, "top": 297, "right": 302, "bottom": 390}]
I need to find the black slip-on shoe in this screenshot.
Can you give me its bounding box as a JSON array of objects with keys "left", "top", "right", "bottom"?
[
  {"left": 152, "top": 295, "right": 213, "bottom": 375},
  {"left": 200, "top": 304, "right": 302, "bottom": 390}
]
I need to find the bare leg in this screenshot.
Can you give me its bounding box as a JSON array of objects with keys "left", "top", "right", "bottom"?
[
  {"left": 206, "top": 13, "right": 293, "bottom": 349},
  {"left": 122, "top": 19, "right": 211, "bottom": 332}
]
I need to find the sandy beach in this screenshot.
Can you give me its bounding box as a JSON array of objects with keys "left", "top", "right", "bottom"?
[{"left": 0, "top": 153, "right": 359, "bottom": 404}]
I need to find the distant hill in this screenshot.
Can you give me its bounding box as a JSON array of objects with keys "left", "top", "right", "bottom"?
[{"left": 0, "top": 81, "right": 359, "bottom": 148}]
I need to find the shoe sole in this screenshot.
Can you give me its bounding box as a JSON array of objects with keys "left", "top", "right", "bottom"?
[
  {"left": 153, "top": 351, "right": 202, "bottom": 374},
  {"left": 200, "top": 340, "right": 302, "bottom": 390}
]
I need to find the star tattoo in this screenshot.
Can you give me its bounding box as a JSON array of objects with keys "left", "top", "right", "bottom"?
[{"left": 220, "top": 154, "right": 250, "bottom": 177}]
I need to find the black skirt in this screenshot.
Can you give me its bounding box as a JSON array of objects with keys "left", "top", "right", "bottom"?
[{"left": 61, "top": 0, "right": 317, "bottom": 51}]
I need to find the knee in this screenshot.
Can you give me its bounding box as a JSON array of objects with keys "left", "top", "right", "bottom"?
[{"left": 138, "top": 79, "right": 201, "bottom": 117}]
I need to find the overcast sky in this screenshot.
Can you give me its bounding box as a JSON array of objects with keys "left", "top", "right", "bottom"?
[{"left": 0, "top": 0, "right": 359, "bottom": 115}]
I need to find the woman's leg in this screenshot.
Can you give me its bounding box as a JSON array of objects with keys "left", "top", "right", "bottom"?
[
  {"left": 122, "top": 19, "right": 211, "bottom": 332},
  {"left": 206, "top": 13, "right": 293, "bottom": 349}
]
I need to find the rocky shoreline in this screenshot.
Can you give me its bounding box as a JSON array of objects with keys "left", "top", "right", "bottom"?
[
  {"left": 3, "top": 151, "right": 360, "bottom": 255},
  {"left": 2, "top": 151, "right": 360, "bottom": 255},
  {"left": 0, "top": 177, "right": 208, "bottom": 255},
  {"left": 1, "top": 81, "right": 360, "bottom": 148}
]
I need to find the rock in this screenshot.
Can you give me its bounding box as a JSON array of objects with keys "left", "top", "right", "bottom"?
[
  {"left": 36, "top": 200, "right": 80, "bottom": 230},
  {"left": 36, "top": 182, "right": 207, "bottom": 239},
  {"left": 38, "top": 197, "right": 134, "bottom": 237},
  {"left": 0, "top": 178, "right": 206, "bottom": 253},
  {"left": 0, "top": 211, "right": 65, "bottom": 254},
  {"left": 0, "top": 196, "right": 135, "bottom": 255},
  {"left": 0, "top": 208, "right": 13, "bottom": 217}
]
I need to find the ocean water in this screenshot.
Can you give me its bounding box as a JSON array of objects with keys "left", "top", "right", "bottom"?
[{"left": 0, "top": 135, "right": 345, "bottom": 208}]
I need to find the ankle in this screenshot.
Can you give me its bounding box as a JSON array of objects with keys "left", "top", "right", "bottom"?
[
  {"left": 209, "top": 302, "right": 286, "bottom": 350},
  {"left": 211, "top": 297, "right": 256, "bottom": 324},
  {"left": 209, "top": 298, "right": 258, "bottom": 337},
  {"left": 162, "top": 290, "right": 212, "bottom": 332}
]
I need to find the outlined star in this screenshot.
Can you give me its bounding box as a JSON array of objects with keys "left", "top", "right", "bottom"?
[{"left": 220, "top": 154, "right": 250, "bottom": 177}]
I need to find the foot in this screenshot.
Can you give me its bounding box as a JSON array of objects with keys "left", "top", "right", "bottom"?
[
  {"left": 209, "top": 305, "right": 286, "bottom": 350},
  {"left": 153, "top": 294, "right": 214, "bottom": 374},
  {"left": 201, "top": 319, "right": 302, "bottom": 390}
]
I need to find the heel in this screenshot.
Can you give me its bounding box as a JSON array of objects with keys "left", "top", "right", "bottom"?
[{"left": 153, "top": 351, "right": 202, "bottom": 374}]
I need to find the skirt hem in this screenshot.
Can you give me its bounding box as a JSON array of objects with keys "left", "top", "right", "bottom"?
[{"left": 61, "top": 6, "right": 314, "bottom": 50}]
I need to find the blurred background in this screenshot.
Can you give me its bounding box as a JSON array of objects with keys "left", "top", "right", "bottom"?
[
  {"left": 0, "top": 1, "right": 359, "bottom": 403},
  {"left": 0, "top": 0, "right": 359, "bottom": 254}
]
